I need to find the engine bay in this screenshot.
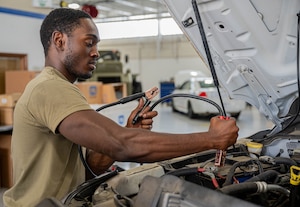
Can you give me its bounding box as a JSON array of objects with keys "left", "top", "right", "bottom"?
[{"left": 62, "top": 128, "right": 300, "bottom": 207}]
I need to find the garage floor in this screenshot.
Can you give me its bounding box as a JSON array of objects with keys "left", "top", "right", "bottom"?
[
  {"left": 115, "top": 104, "right": 274, "bottom": 170},
  {"left": 152, "top": 104, "right": 273, "bottom": 138},
  {"left": 0, "top": 105, "right": 273, "bottom": 206}
]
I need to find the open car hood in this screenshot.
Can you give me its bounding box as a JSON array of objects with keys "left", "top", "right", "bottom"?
[{"left": 163, "top": 0, "right": 300, "bottom": 135}]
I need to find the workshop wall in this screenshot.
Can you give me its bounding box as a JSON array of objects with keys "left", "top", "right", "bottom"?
[
  {"left": 0, "top": 11, "right": 44, "bottom": 70},
  {"left": 0, "top": 1, "right": 210, "bottom": 93},
  {"left": 100, "top": 36, "right": 210, "bottom": 92}
]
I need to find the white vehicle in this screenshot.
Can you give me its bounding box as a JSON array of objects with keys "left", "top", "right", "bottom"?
[{"left": 171, "top": 75, "right": 246, "bottom": 119}]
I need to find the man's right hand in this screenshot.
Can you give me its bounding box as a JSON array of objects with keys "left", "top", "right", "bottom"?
[{"left": 208, "top": 116, "right": 239, "bottom": 150}]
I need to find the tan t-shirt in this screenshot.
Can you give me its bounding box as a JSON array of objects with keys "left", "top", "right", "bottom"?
[{"left": 3, "top": 67, "right": 93, "bottom": 207}]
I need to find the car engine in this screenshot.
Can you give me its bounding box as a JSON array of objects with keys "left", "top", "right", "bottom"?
[{"left": 60, "top": 127, "right": 300, "bottom": 207}]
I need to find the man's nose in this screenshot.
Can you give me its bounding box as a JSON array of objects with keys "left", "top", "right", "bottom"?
[{"left": 91, "top": 48, "right": 100, "bottom": 58}]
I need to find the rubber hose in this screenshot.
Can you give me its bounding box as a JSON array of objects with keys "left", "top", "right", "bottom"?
[
  {"left": 274, "top": 157, "right": 297, "bottom": 167},
  {"left": 219, "top": 182, "right": 258, "bottom": 196},
  {"left": 219, "top": 182, "right": 289, "bottom": 197},
  {"left": 246, "top": 170, "right": 279, "bottom": 183}
]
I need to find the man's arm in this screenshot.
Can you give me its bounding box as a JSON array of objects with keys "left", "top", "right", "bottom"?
[
  {"left": 85, "top": 98, "right": 158, "bottom": 178},
  {"left": 58, "top": 101, "right": 238, "bottom": 165}
]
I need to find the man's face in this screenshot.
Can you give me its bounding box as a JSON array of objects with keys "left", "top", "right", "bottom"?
[{"left": 63, "top": 18, "right": 100, "bottom": 81}]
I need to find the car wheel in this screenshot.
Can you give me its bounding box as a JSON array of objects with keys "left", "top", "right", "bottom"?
[
  {"left": 171, "top": 101, "right": 178, "bottom": 112},
  {"left": 231, "top": 112, "right": 241, "bottom": 119},
  {"left": 187, "top": 102, "right": 196, "bottom": 119}
]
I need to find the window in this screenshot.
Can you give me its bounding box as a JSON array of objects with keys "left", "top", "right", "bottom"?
[
  {"left": 96, "top": 17, "right": 182, "bottom": 40},
  {"left": 198, "top": 79, "right": 215, "bottom": 88},
  {"left": 180, "top": 81, "right": 191, "bottom": 90},
  {"left": 160, "top": 18, "right": 183, "bottom": 35},
  {"left": 97, "top": 19, "right": 158, "bottom": 39}
]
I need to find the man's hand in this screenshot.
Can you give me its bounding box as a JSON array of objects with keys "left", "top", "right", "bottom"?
[
  {"left": 126, "top": 98, "right": 158, "bottom": 130},
  {"left": 208, "top": 116, "right": 239, "bottom": 150},
  {"left": 86, "top": 97, "right": 158, "bottom": 179}
]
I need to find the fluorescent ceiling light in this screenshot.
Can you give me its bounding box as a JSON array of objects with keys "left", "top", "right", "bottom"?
[
  {"left": 97, "top": 19, "right": 158, "bottom": 39},
  {"left": 68, "top": 3, "right": 80, "bottom": 9}
]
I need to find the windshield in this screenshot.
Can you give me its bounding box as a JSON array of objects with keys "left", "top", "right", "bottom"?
[{"left": 198, "top": 79, "right": 215, "bottom": 88}]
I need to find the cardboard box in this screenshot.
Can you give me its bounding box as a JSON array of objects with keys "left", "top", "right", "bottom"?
[
  {"left": 102, "top": 84, "right": 118, "bottom": 103},
  {"left": 0, "top": 71, "right": 5, "bottom": 94},
  {"left": 0, "top": 132, "right": 13, "bottom": 188},
  {"left": 76, "top": 81, "right": 103, "bottom": 104},
  {"left": 5, "top": 70, "right": 39, "bottom": 94},
  {"left": 0, "top": 93, "right": 21, "bottom": 125},
  {"left": 0, "top": 93, "right": 22, "bottom": 107},
  {"left": 102, "top": 83, "right": 127, "bottom": 104},
  {"left": 0, "top": 107, "right": 14, "bottom": 125}
]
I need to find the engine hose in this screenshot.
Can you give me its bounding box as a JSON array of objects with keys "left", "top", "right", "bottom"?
[
  {"left": 219, "top": 181, "right": 290, "bottom": 197},
  {"left": 274, "top": 157, "right": 298, "bottom": 167},
  {"left": 223, "top": 159, "right": 263, "bottom": 187},
  {"left": 219, "top": 182, "right": 258, "bottom": 196},
  {"left": 245, "top": 169, "right": 279, "bottom": 183}
]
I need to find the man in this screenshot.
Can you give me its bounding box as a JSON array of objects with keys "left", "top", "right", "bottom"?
[{"left": 3, "top": 8, "right": 239, "bottom": 207}]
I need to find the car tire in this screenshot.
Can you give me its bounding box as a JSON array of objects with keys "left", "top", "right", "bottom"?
[
  {"left": 171, "top": 101, "right": 178, "bottom": 113},
  {"left": 231, "top": 112, "right": 241, "bottom": 119},
  {"left": 187, "top": 102, "right": 196, "bottom": 119}
]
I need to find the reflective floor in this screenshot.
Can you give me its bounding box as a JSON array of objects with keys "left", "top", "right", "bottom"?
[{"left": 152, "top": 104, "right": 274, "bottom": 139}]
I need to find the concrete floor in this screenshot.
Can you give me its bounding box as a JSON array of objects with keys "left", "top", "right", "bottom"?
[
  {"left": 0, "top": 105, "right": 273, "bottom": 206},
  {"left": 152, "top": 104, "right": 273, "bottom": 138}
]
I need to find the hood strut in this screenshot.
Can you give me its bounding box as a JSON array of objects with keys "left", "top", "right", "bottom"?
[{"left": 191, "top": 0, "right": 226, "bottom": 117}]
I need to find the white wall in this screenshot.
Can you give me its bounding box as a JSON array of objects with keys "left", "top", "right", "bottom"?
[
  {"left": 99, "top": 36, "right": 210, "bottom": 91},
  {"left": 0, "top": 4, "right": 210, "bottom": 92},
  {"left": 133, "top": 58, "right": 208, "bottom": 91}
]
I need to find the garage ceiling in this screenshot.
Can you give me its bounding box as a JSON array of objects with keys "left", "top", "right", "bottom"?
[{"left": 66, "top": 0, "right": 170, "bottom": 22}]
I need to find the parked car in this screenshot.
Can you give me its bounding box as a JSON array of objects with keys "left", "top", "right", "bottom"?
[{"left": 171, "top": 76, "right": 246, "bottom": 119}]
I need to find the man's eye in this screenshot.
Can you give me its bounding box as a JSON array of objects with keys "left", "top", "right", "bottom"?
[{"left": 86, "top": 41, "right": 94, "bottom": 47}]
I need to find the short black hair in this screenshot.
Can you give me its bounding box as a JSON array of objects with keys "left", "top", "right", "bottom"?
[{"left": 40, "top": 8, "right": 92, "bottom": 56}]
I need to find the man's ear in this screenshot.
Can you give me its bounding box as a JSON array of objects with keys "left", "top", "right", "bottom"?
[{"left": 52, "top": 31, "right": 65, "bottom": 50}]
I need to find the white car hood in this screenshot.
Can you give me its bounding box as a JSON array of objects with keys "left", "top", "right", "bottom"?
[{"left": 163, "top": 0, "right": 300, "bottom": 135}]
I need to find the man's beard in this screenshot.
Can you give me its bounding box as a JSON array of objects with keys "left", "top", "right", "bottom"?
[{"left": 64, "top": 53, "right": 92, "bottom": 80}]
